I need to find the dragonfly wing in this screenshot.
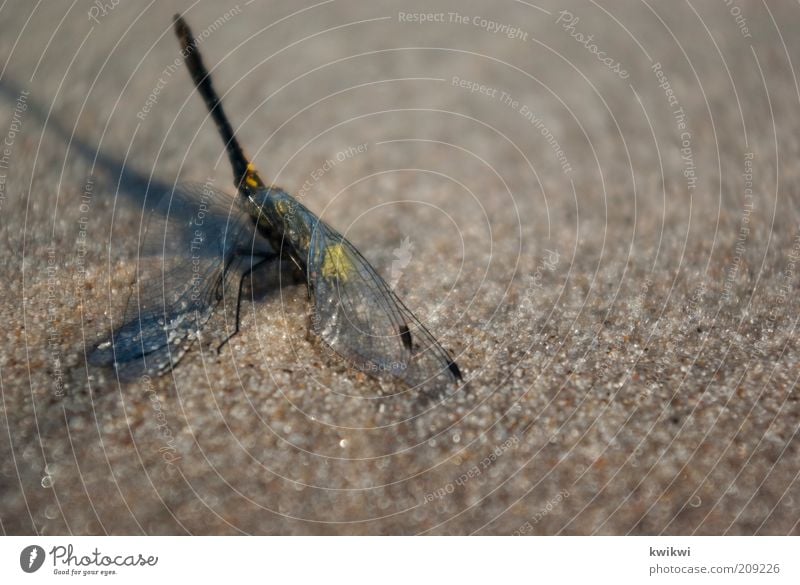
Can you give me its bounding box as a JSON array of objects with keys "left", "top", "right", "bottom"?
[
  {"left": 90, "top": 183, "right": 272, "bottom": 380},
  {"left": 306, "top": 217, "right": 461, "bottom": 391}
]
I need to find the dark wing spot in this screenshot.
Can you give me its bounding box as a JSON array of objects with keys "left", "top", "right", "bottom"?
[
  {"left": 447, "top": 360, "right": 462, "bottom": 381},
  {"left": 399, "top": 324, "right": 413, "bottom": 351}
]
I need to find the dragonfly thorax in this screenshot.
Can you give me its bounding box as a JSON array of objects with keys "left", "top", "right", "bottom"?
[{"left": 246, "top": 186, "right": 314, "bottom": 266}]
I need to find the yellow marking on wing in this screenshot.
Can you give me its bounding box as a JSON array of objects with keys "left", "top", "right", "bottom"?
[{"left": 321, "top": 243, "right": 353, "bottom": 281}]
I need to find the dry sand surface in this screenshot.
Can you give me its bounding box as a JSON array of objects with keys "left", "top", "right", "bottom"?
[{"left": 1, "top": 0, "right": 798, "bottom": 534}]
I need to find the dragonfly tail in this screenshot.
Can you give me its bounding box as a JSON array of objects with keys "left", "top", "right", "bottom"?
[{"left": 173, "top": 14, "right": 265, "bottom": 193}]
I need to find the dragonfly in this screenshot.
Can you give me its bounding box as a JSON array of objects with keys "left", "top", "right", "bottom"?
[{"left": 90, "top": 15, "right": 462, "bottom": 393}]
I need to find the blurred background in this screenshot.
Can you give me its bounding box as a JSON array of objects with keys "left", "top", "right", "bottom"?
[{"left": 0, "top": 0, "right": 798, "bottom": 534}]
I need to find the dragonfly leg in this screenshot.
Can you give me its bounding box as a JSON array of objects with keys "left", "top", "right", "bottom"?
[{"left": 216, "top": 253, "right": 277, "bottom": 353}]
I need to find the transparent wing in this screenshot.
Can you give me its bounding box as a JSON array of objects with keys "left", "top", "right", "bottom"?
[
  {"left": 305, "top": 214, "right": 461, "bottom": 392},
  {"left": 90, "top": 182, "right": 273, "bottom": 380}
]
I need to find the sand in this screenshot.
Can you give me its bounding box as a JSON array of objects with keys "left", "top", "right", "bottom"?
[{"left": 0, "top": 0, "right": 798, "bottom": 534}]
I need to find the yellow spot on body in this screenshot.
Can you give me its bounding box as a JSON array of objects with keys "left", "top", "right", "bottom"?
[
  {"left": 321, "top": 244, "right": 353, "bottom": 281},
  {"left": 245, "top": 162, "right": 263, "bottom": 188}
]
